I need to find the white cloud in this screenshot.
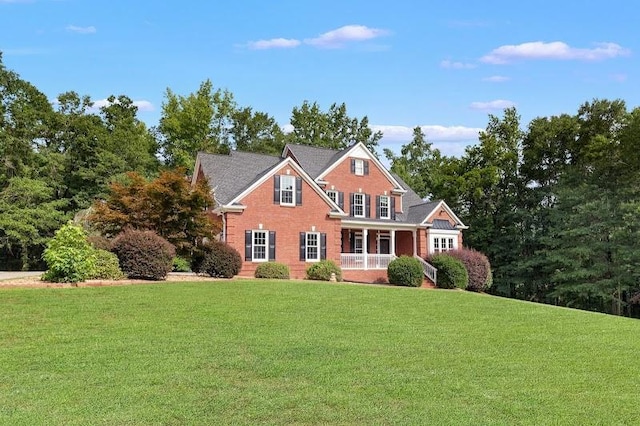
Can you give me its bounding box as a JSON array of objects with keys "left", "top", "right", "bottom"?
[
  {"left": 482, "top": 75, "right": 510, "bottom": 82},
  {"left": 66, "top": 25, "right": 97, "bottom": 34},
  {"left": 440, "top": 59, "right": 476, "bottom": 69},
  {"left": 304, "top": 25, "right": 389, "bottom": 48},
  {"left": 247, "top": 38, "right": 301, "bottom": 50},
  {"left": 372, "top": 124, "right": 482, "bottom": 142},
  {"left": 469, "top": 99, "right": 516, "bottom": 111},
  {"left": 90, "top": 98, "right": 154, "bottom": 112},
  {"left": 481, "top": 41, "right": 630, "bottom": 64}
]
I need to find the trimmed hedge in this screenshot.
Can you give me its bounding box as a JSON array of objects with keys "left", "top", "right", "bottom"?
[
  {"left": 306, "top": 260, "right": 342, "bottom": 282},
  {"left": 387, "top": 256, "right": 423, "bottom": 287},
  {"left": 428, "top": 254, "right": 468, "bottom": 289},
  {"left": 111, "top": 229, "right": 175, "bottom": 280},
  {"left": 87, "top": 249, "right": 125, "bottom": 280},
  {"left": 446, "top": 248, "right": 492, "bottom": 292},
  {"left": 255, "top": 262, "right": 290, "bottom": 279},
  {"left": 42, "top": 223, "right": 95, "bottom": 283},
  {"left": 196, "top": 241, "right": 242, "bottom": 278}
]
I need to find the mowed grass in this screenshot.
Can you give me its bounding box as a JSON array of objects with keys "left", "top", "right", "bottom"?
[{"left": 1, "top": 280, "right": 639, "bottom": 425}]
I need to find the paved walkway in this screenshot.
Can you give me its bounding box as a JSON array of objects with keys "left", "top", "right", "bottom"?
[{"left": 0, "top": 271, "right": 43, "bottom": 281}]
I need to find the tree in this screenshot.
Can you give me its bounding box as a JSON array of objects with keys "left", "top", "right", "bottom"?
[
  {"left": 89, "top": 169, "right": 219, "bottom": 256},
  {"left": 157, "top": 80, "right": 236, "bottom": 170},
  {"left": 231, "top": 106, "right": 285, "bottom": 155},
  {"left": 287, "top": 101, "right": 382, "bottom": 154}
]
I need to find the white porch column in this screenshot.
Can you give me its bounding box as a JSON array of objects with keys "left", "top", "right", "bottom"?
[
  {"left": 412, "top": 229, "right": 417, "bottom": 257},
  {"left": 390, "top": 229, "right": 396, "bottom": 256},
  {"left": 363, "top": 228, "right": 369, "bottom": 270}
]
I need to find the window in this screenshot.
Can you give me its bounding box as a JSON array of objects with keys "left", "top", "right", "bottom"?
[
  {"left": 448, "top": 238, "right": 454, "bottom": 250},
  {"left": 326, "top": 190, "right": 337, "bottom": 204},
  {"left": 379, "top": 195, "right": 390, "bottom": 219},
  {"left": 253, "top": 231, "right": 267, "bottom": 261},
  {"left": 300, "top": 232, "right": 326, "bottom": 261},
  {"left": 306, "top": 232, "right": 319, "bottom": 261},
  {"left": 245, "top": 230, "right": 276, "bottom": 261},
  {"left": 432, "top": 235, "right": 456, "bottom": 253},
  {"left": 280, "top": 175, "right": 295, "bottom": 205},
  {"left": 354, "top": 159, "right": 364, "bottom": 176},
  {"left": 433, "top": 238, "right": 440, "bottom": 252},
  {"left": 353, "top": 193, "right": 364, "bottom": 217},
  {"left": 354, "top": 233, "right": 363, "bottom": 253}
]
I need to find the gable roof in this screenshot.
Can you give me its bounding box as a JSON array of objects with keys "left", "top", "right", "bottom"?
[
  {"left": 194, "top": 151, "right": 281, "bottom": 205},
  {"left": 283, "top": 144, "right": 347, "bottom": 179}
]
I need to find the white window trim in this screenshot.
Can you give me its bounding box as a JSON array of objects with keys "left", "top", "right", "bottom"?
[
  {"left": 252, "top": 230, "right": 269, "bottom": 262},
  {"left": 353, "top": 193, "right": 365, "bottom": 218},
  {"left": 305, "top": 232, "right": 320, "bottom": 262},
  {"left": 379, "top": 195, "right": 390, "bottom": 219},
  {"left": 354, "top": 232, "right": 364, "bottom": 254},
  {"left": 429, "top": 231, "right": 458, "bottom": 254},
  {"left": 326, "top": 190, "right": 337, "bottom": 204},
  {"left": 354, "top": 158, "right": 364, "bottom": 176},
  {"left": 280, "top": 175, "right": 295, "bottom": 206}
]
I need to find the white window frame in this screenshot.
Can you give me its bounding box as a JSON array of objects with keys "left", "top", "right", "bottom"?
[
  {"left": 354, "top": 232, "right": 364, "bottom": 254},
  {"left": 379, "top": 195, "right": 390, "bottom": 219},
  {"left": 353, "top": 193, "right": 364, "bottom": 217},
  {"left": 305, "top": 232, "right": 320, "bottom": 262},
  {"left": 252, "top": 230, "right": 268, "bottom": 262},
  {"left": 354, "top": 159, "right": 364, "bottom": 176},
  {"left": 280, "top": 175, "right": 295, "bottom": 206},
  {"left": 326, "top": 190, "right": 337, "bottom": 204},
  {"left": 430, "top": 231, "right": 458, "bottom": 254}
]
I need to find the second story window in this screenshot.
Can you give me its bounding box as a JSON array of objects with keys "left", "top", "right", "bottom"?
[
  {"left": 280, "top": 175, "right": 295, "bottom": 205},
  {"left": 353, "top": 193, "right": 364, "bottom": 217},
  {"left": 351, "top": 158, "right": 369, "bottom": 176},
  {"left": 354, "top": 159, "right": 364, "bottom": 175},
  {"left": 327, "top": 190, "right": 337, "bottom": 204},
  {"left": 379, "top": 195, "right": 390, "bottom": 219}
]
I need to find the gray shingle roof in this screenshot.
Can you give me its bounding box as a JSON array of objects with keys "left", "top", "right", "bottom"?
[
  {"left": 404, "top": 200, "right": 441, "bottom": 224},
  {"left": 196, "top": 151, "right": 281, "bottom": 205},
  {"left": 284, "top": 144, "right": 347, "bottom": 179}
]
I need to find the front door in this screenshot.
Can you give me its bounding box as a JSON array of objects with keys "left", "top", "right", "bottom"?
[{"left": 378, "top": 237, "right": 390, "bottom": 254}]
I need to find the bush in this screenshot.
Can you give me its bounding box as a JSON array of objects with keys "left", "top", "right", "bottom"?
[
  {"left": 42, "top": 223, "right": 95, "bottom": 283},
  {"left": 428, "top": 254, "right": 468, "bottom": 289},
  {"left": 387, "top": 256, "right": 423, "bottom": 287},
  {"left": 111, "top": 229, "right": 175, "bottom": 280},
  {"left": 87, "top": 249, "right": 125, "bottom": 280},
  {"left": 255, "top": 262, "right": 290, "bottom": 279},
  {"left": 172, "top": 256, "right": 192, "bottom": 272},
  {"left": 86, "top": 234, "right": 112, "bottom": 251},
  {"left": 197, "top": 241, "right": 242, "bottom": 278},
  {"left": 446, "top": 248, "right": 492, "bottom": 292},
  {"left": 306, "top": 260, "right": 342, "bottom": 282}
]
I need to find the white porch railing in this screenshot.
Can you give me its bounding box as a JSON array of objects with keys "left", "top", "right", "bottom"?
[
  {"left": 414, "top": 255, "right": 437, "bottom": 285},
  {"left": 341, "top": 253, "right": 396, "bottom": 270}
]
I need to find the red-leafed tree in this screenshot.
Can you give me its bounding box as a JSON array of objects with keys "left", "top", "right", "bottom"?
[{"left": 89, "top": 168, "right": 219, "bottom": 256}]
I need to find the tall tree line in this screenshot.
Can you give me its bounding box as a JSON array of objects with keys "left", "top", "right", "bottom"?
[{"left": 387, "top": 102, "right": 640, "bottom": 317}]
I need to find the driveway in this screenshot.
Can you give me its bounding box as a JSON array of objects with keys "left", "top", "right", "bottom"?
[{"left": 0, "top": 271, "right": 43, "bottom": 281}]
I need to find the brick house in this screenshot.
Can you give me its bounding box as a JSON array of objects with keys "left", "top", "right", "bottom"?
[{"left": 192, "top": 142, "right": 467, "bottom": 284}]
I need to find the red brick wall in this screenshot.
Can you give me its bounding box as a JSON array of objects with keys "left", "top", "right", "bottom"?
[
  {"left": 322, "top": 156, "right": 398, "bottom": 217},
  {"left": 225, "top": 164, "right": 341, "bottom": 279},
  {"left": 395, "top": 231, "right": 414, "bottom": 256},
  {"left": 342, "top": 269, "right": 389, "bottom": 284}
]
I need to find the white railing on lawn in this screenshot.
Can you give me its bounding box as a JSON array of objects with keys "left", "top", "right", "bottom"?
[
  {"left": 414, "top": 255, "right": 437, "bottom": 285},
  {"left": 340, "top": 253, "right": 396, "bottom": 270}
]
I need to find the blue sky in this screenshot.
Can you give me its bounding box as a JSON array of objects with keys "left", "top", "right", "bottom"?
[{"left": 1, "top": 0, "right": 637, "bottom": 157}]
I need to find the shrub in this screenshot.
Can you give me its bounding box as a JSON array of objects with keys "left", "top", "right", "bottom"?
[
  {"left": 446, "top": 248, "right": 492, "bottom": 292},
  {"left": 428, "top": 254, "right": 468, "bottom": 289},
  {"left": 172, "top": 256, "right": 192, "bottom": 272},
  {"left": 42, "top": 223, "right": 95, "bottom": 283},
  {"left": 197, "top": 241, "right": 242, "bottom": 278},
  {"left": 306, "top": 260, "right": 342, "bottom": 282},
  {"left": 387, "top": 256, "right": 423, "bottom": 287},
  {"left": 86, "top": 234, "right": 112, "bottom": 251},
  {"left": 111, "top": 229, "right": 175, "bottom": 280},
  {"left": 255, "top": 262, "right": 290, "bottom": 279},
  {"left": 87, "top": 249, "right": 125, "bottom": 280}
]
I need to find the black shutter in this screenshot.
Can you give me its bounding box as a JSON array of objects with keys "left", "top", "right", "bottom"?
[
  {"left": 295, "top": 176, "right": 302, "bottom": 206},
  {"left": 273, "top": 175, "right": 280, "bottom": 204},
  {"left": 350, "top": 159, "right": 356, "bottom": 174},
  {"left": 349, "top": 231, "right": 355, "bottom": 252},
  {"left": 338, "top": 191, "right": 344, "bottom": 210},
  {"left": 320, "top": 233, "right": 327, "bottom": 260},
  {"left": 365, "top": 194, "right": 371, "bottom": 218},
  {"left": 299, "top": 232, "right": 306, "bottom": 261},
  {"left": 390, "top": 196, "right": 396, "bottom": 220},
  {"left": 363, "top": 160, "right": 369, "bottom": 175},
  {"left": 269, "top": 231, "right": 276, "bottom": 261},
  {"left": 375, "top": 195, "right": 381, "bottom": 219},
  {"left": 350, "top": 193, "right": 355, "bottom": 216},
  {"left": 245, "top": 230, "right": 252, "bottom": 261}
]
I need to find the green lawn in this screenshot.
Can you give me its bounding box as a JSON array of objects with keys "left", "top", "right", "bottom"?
[{"left": 1, "top": 280, "right": 639, "bottom": 425}]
